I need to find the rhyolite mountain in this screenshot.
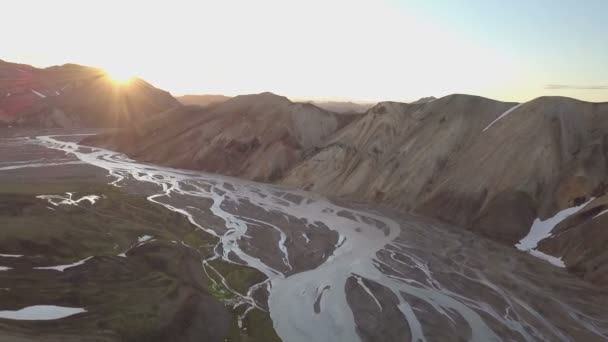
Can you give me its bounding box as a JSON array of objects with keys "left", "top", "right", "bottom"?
[
  {"left": 84, "top": 92, "right": 357, "bottom": 181},
  {"left": 0, "top": 59, "right": 178, "bottom": 127},
  {"left": 86, "top": 92, "right": 608, "bottom": 286}
]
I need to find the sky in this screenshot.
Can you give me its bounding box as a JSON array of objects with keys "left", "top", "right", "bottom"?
[{"left": 2, "top": 0, "right": 607, "bottom": 103}]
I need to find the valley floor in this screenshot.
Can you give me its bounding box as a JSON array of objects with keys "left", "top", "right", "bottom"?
[{"left": 0, "top": 128, "right": 607, "bottom": 341}]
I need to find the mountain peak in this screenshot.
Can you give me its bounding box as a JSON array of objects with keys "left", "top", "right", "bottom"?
[
  {"left": 411, "top": 96, "right": 437, "bottom": 104},
  {"left": 229, "top": 92, "right": 292, "bottom": 106}
]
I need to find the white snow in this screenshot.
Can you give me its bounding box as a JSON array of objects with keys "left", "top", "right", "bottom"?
[
  {"left": 5, "top": 93, "right": 10, "bottom": 97},
  {"left": 138, "top": 235, "right": 153, "bottom": 243},
  {"left": 528, "top": 250, "right": 565, "bottom": 268},
  {"left": 482, "top": 103, "right": 524, "bottom": 132},
  {"left": 31, "top": 89, "right": 46, "bottom": 98},
  {"left": 516, "top": 198, "right": 594, "bottom": 267},
  {"left": 117, "top": 235, "right": 155, "bottom": 257},
  {"left": 301, "top": 232, "right": 310, "bottom": 243},
  {"left": 55, "top": 91, "right": 61, "bottom": 96},
  {"left": 0, "top": 254, "right": 22, "bottom": 258},
  {"left": 593, "top": 208, "right": 608, "bottom": 219},
  {"left": 34, "top": 257, "right": 92, "bottom": 272},
  {"left": 0, "top": 267, "right": 12, "bottom": 271},
  {"left": 0, "top": 305, "right": 85, "bottom": 320}
]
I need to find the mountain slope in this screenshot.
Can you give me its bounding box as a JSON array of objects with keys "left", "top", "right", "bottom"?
[
  {"left": 85, "top": 92, "right": 357, "bottom": 181},
  {"left": 0, "top": 60, "right": 179, "bottom": 127},
  {"left": 283, "top": 94, "right": 608, "bottom": 285},
  {"left": 283, "top": 94, "right": 516, "bottom": 209},
  {"left": 416, "top": 96, "right": 608, "bottom": 283},
  {"left": 308, "top": 101, "right": 375, "bottom": 114}
]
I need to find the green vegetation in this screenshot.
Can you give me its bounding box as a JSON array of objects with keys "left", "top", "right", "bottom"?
[
  {"left": 0, "top": 182, "right": 281, "bottom": 341},
  {"left": 208, "top": 281, "right": 237, "bottom": 303},
  {"left": 208, "top": 259, "right": 267, "bottom": 295}
]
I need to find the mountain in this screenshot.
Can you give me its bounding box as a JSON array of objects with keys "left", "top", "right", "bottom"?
[
  {"left": 176, "top": 94, "right": 231, "bottom": 107},
  {"left": 283, "top": 94, "right": 516, "bottom": 210},
  {"left": 83, "top": 91, "right": 608, "bottom": 286},
  {"left": 283, "top": 94, "right": 608, "bottom": 285},
  {"left": 410, "top": 96, "right": 437, "bottom": 104},
  {"left": 84, "top": 92, "right": 357, "bottom": 181},
  {"left": 308, "top": 101, "right": 375, "bottom": 114},
  {"left": 0, "top": 60, "right": 179, "bottom": 127},
  {"left": 175, "top": 96, "right": 375, "bottom": 114}
]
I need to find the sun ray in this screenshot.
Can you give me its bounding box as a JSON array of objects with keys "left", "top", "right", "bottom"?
[{"left": 104, "top": 65, "right": 135, "bottom": 84}]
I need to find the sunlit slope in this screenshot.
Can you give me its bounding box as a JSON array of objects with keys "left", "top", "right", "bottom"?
[{"left": 85, "top": 92, "right": 357, "bottom": 182}]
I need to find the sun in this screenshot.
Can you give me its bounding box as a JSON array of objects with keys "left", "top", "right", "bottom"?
[{"left": 104, "top": 65, "right": 136, "bottom": 84}]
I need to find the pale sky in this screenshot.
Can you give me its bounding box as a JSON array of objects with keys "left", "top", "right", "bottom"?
[{"left": 2, "top": 0, "right": 607, "bottom": 103}]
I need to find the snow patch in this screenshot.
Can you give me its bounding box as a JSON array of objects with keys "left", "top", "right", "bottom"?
[
  {"left": 301, "top": 232, "right": 310, "bottom": 243},
  {"left": 0, "top": 254, "right": 22, "bottom": 258},
  {"left": 138, "top": 235, "right": 153, "bottom": 243},
  {"left": 0, "top": 267, "right": 12, "bottom": 271},
  {"left": 593, "top": 208, "right": 608, "bottom": 219},
  {"left": 31, "top": 89, "right": 46, "bottom": 98},
  {"left": 34, "top": 257, "right": 92, "bottom": 272},
  {"left": 528, "top": 250, "right": 565, "bottom": 268},
  {"left": 516, "top": 198, "right": 594, "bottom": 267},
  {"left": 482, "top": 103, "right": 524, "bottom": 132},
  {"left": 0, "top": 305, "right": 85, "bottom": 320}
]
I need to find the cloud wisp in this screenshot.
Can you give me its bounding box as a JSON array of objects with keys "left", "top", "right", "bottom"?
[{"left": 545, "top": 84, "right": 608, "bottom": 90}]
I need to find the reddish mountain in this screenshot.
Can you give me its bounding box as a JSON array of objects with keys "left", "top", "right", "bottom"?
[{"left": 0, "top": 60, "right": 179, "bottom": 127}]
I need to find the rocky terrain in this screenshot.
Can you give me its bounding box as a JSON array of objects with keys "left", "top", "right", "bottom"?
[
  {"left": 0, "top": 60, "right": 178, "bottom": 128},
  {"left": 86, "top": 92, "right": 608, "bottom": 287},
  {"left": 0, "top": 131, "right": 279, "bottom": 341},
  {"left": 85, "top": 92, "right": 357, "bottom": 182},
  {"left": 285, "top": 95, "right": 608, "bottom": 286},
  {"left": 1, "top": 130, "right": 607, "bottom": 341}
]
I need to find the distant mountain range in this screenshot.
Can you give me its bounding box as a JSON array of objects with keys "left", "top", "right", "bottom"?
[{"left": 176, "top": 94, "right": 375, "bottom": 114}]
